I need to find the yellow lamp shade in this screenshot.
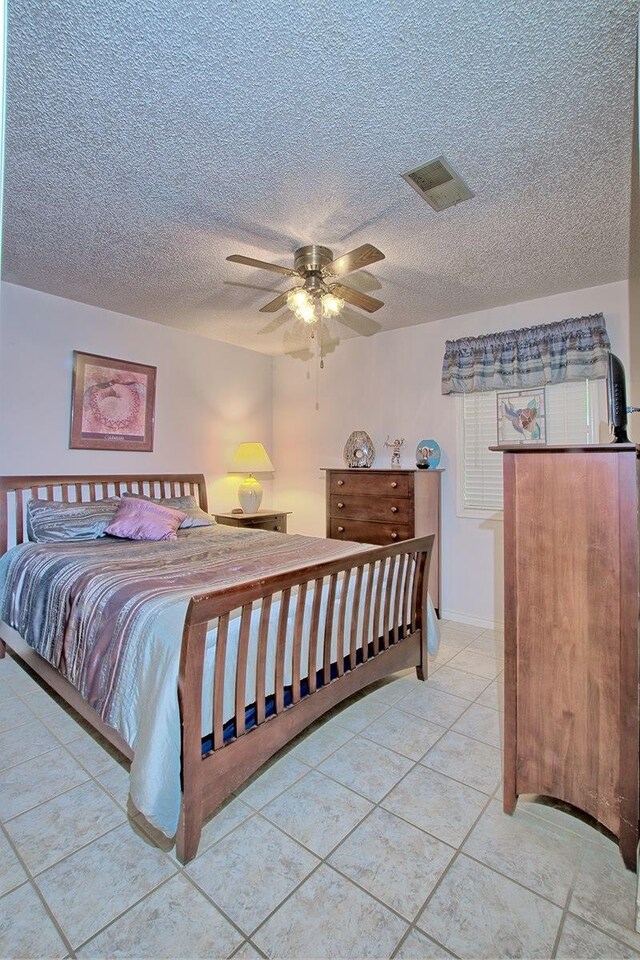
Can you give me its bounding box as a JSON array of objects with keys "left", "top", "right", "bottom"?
[
  {"left": 229, "top": 442, "right": 275, "bottom": 474},
  {"left": 229, "top": 442, "right": 275, "bottom": 513}
]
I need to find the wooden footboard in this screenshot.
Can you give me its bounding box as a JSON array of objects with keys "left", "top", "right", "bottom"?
[{"left": 175, "top": 534, "right": 433, "bottom": 863}]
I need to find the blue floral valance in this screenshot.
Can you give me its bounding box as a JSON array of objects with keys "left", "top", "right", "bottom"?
[{"left": 441, "top": 313, "right": 611, "bottom": 395}]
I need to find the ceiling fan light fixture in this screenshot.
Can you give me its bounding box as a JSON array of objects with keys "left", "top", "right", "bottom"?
[
  {"left": 297, "top": 300, "right": 318, "bottom": 324},
  {"left": 321, "top": 292, "right": 344, "bottom": 317},
  {"left": 287, "top": 287, "right": 312, "bottom": 313}
]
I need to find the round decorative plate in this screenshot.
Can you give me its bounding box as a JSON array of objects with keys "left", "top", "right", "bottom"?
[{"left": 415, "top": 438, "right": 441, "bottom": 469}]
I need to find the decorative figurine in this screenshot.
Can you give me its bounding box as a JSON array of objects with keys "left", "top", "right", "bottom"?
[
  {"left": 343, "top": 431, "right": 375, "bottom": 468},
  {"left": 384, "top": 435, "right": 405, "bottom": 467}
]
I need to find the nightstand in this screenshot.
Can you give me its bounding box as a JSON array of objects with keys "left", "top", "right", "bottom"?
[{"left": 214, "top": 510, "right": 291, "bottom": 533}]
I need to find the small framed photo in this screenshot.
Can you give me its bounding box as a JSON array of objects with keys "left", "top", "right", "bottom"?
[
  {"left": 496, "top": 387, "right": 546, "bottom": 445},
  {"left": 70, "top": 351, "right": 156, "bottom": 451}
]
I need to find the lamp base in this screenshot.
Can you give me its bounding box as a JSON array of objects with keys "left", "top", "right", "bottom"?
[{"left": 238, "top": 475, "right": 263, "bottom": 513}]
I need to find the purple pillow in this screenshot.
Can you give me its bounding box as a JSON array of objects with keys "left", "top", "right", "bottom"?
[
  {"left": 105, "top": 496, "right": 187, "bottom": 542},
  {"left": 121, "top": 491, "right": 213, "bottom": 528}
]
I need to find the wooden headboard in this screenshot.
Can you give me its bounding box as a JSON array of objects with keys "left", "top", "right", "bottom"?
[{"left": 0, "top": 473, "right": 208, "bottom": 554}]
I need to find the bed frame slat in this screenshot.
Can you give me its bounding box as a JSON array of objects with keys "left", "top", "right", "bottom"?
[
  {"left": 275, "top": 588, "right": 291, "bottom": 713},
  {"left": 323, "top": 574, "right": 338, "bottom": 686},
  {"left": 372, "top": 559, "right": 386, "bottom": 656},
  {"left": 291, "top": 581, "right": 307, "bottom": 703},
  {"left": 212, "top": 613, "right": 229, "bottom": 750},
  {"left": 307, "top": 578, "right": 323, "bottom": 694},
  {"left": 15, "top": 493, "right": 24, "bottom": 545},
  {"left": 382, "top": 556, "right": 396, "bottom": 650},
  {"left": 336, "top": 568, "right": 351, "bottom": 677},
  {"left": 234, "top": 604, "right": 252, "bottom": 738},
  {"left": 410, "top": 554, "right": 420, "bottom": 634},
  {"left": 255, "top": 594, "right": 272, "bottom": 725},
  {"left": 361, "top": 562, "right": 374, "bottom": 662},
  {"left": 393, "top": 553, "right": 407, "bottom": 645},
  {"left": 349, "top": 565, "right": 363, "bottom": 671},
  {"left": 403, "top": 554, "right": 414, "bottom": 635}
]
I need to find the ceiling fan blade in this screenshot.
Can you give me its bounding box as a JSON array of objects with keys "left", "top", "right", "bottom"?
[
  {"left": 227, "top": 254, "right": 298, "bottom": 277},
  {"left": 259, "top": 290, "right": 292, "bottom": 313},
  {"left": 324, "top": 244, "right": 385, "bottom": 277},
  {"left": 330, "top": 283, "right": 384, "bottom": 313}
]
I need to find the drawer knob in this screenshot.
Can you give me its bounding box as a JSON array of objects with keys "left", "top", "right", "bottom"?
[
  {"left": 337, "top": 502, "right": 344, "bottom": 509},
  {"left": 391, "top": 532, "right": 398, "bottom": 539},
  {"left": 391, "top": 506, "right": 398, "bottom": 513},
  {"left": 337, "top": 525, "right": 345, "bottom": 533},
  {"left": 391, "top": 481, "right": 398, "bottom": 488},
  {"left": 337, "top": 479, "right": 344, "bottom": 486}
]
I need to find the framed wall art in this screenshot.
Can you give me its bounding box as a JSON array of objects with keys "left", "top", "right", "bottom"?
[
  {"left": 70, "top": 351, "right": 157, "bottom": 451},
  {"left": 496, "top": 387, "right": 546, "bottom": 445}
]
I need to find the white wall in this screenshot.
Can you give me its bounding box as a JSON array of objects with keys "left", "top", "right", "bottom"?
[
  {"left": 0, "top": 0, "right": 6, "bottom": 273},
  {"left": 0, "top": 282, "right": 274, "bottom": 511},
  {"left": 629, "top": 38, "right": 640, "bottom": 441},
  {"left": 272, "top": 280, "right": 630, "bottom": 628}
]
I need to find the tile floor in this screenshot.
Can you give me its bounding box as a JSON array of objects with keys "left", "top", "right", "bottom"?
[{"left": 1, "top": 621, "right": 639, "bottom": 959}]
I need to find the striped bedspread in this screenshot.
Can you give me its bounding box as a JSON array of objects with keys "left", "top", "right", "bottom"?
[
  {"left": 0, "top": 525, "right": 370, "bottom": 834},
  {"left": 0, "top": 525, "right": 366, "bottom": 722}
]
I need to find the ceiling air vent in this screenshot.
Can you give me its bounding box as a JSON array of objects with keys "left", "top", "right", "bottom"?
[{"left": 401, "top": 156, "right": 474, "bottom": 212}]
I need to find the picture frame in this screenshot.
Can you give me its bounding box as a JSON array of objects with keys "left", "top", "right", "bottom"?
[
  {"left": 496, "top": 387, "right": 547, "bottom": 445},
  {"left": 70, "top": 351, "right": 157, "bottom": 451}
]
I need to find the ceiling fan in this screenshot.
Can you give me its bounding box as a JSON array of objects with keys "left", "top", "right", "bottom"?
[{"left": 226, "top": 243, "right": 385, "bottom": 326}]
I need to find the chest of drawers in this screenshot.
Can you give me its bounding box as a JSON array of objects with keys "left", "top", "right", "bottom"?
[
  {"left": 324, "top": 468, "right": 442, "bottom": 612},
  {"left": 494, "top": 444, "right": 639, "bottom": 869}
]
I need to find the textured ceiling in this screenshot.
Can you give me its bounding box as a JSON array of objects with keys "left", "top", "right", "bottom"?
[{"left": 3, "top": 0, "right": 640, "bottom": 356}]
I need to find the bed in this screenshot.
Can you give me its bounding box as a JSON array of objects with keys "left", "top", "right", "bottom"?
[{"left": 0, "top": 472, "right": 435, "bottom": 863}]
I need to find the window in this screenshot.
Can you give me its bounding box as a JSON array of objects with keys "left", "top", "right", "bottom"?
[{"left": 458, "top": 380, "right": 604, "bottom": 516}]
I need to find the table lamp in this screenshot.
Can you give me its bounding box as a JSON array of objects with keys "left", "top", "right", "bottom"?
[{"left": 229, "top": 442, "right": 275, "bottom": 513}]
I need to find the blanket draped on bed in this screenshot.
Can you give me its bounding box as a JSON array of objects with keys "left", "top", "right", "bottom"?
[{"left": 0, "top": 526, "right": 375, "bottom": 834}]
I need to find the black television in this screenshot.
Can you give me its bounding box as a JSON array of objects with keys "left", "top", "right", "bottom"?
[{"left": 607, "top": 352, "right": 630, "bottom": 443}]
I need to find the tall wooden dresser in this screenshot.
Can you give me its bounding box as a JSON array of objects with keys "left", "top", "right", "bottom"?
[
  {"left": 323, "top": 468, "right": 442, "bottom": 613},
  {"left": 494, "top": 443, "right": 639, "bottom": 869}
]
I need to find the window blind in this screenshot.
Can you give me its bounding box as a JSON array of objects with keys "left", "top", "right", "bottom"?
[
  {"left": 462, "top": 393, "right": 504, "bottom": 511},
  {"left": 462, "top": 380, "right": 599, "bottom": 512}
]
